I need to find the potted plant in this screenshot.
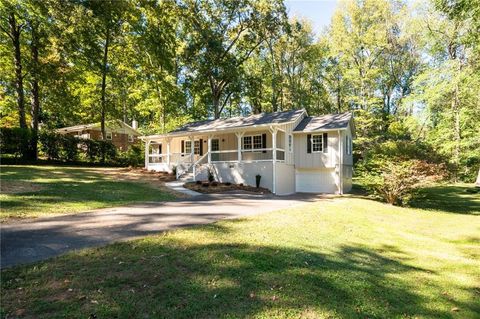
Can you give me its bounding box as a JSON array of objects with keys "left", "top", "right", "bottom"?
[
  {"left": 255, "top": 174, "right": 261, "bottom": 188},
  {"left": 208, "top": 168, "right": 215, "bottom": 183}
]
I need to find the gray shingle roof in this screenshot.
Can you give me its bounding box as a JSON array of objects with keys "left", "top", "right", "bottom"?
[
  {"left": 293, "top": 113, "right": 352, "bottom": 132},
  {"left": 169, "top": 109, "right": 305, "bottom": 133}
]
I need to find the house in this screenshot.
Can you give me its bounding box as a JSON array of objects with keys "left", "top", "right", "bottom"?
[
  {"left": 141, "top": 109, "right": 354, "bottom": 195},
  {"left": 56, "top": 120, "right": 140, "bottom": 151}
]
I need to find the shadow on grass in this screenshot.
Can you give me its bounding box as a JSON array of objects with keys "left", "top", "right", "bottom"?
[
  {"left": 3, "top": 239, "right": 474, "bottom": 318},
  {"left": 409, "top": 184, "right": 480, "bottom": 215}
]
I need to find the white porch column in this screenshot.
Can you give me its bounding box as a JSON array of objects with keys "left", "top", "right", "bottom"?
[
  {"left": 190, "top": 135, "right": 195, "bottom": 163},
  {"left": 166, "top": 138, "right": 171, "bottom": 168},
  {"left": 235, "top": 132, "right": 244, "bottom": 163},
  {"left": 144, "top": 140, "right": 150, "bottom": 169},
  {"left": 270, "top": 126, "right": 278, "bottom": 194},
  {"left": 207, "top": 135, "right": 212, "bottom": 164}
]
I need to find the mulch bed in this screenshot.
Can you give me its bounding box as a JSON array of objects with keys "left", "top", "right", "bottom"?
[{"left": 184, "top": 181, "right": 270, "bottom": 194}]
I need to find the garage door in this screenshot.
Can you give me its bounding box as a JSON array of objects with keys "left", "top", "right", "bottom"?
[{"left": 295, "top": 169, "right": 337, "bottom": 193}]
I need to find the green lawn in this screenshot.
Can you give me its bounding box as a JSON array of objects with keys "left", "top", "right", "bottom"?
[
  {"left": 1, "top": 184, "right": 479, "bottom": 318},
  {"left": 0, "top": 165, "right": 175, "bottom": 221}
]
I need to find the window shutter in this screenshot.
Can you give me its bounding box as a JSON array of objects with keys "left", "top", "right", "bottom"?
[
  {"left": 199, "top": 139, "right": 203, "bottom": 155},
  {"left": 159, "top": 144, "right": 162, "bottom": 154},
  {"left": 307, "top": 134, "right": 311, "bottom": 153},
  {"left": 181, "top": 140, "right": 184, "bottom": 155},
  {"left": 323, "top": 133, "right": 328, "bottom": 153},
  {"left": 262, "top": 133, "right": 267, "bottom": 153}
]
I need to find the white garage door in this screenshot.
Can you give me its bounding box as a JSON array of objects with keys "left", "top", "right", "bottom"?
[{"left": 295, "top": 169, "right": 337, "bottom": 193}]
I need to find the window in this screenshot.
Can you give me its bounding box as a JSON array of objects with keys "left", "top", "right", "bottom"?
[
  {"left": 253, "top": 135, "right": 262, "bottom": 150},
  {"left": 185, "top": 140, "right": 192, "bottom": 154},
  {"left": 345, "top": 136, "right": 352, "bottom": 155},
  {"left": 128, "top": 134, "right": 134, "bottom": 142},
  {"left": 194, "top": 140, "right": 200, "bottom": 154},
  {"left": 288, "top": 134, "right": 293, "bottom": 153},
  {"left": 106, "top": 132, "right": 112, "bottom": 140},
  {"left": 242, "top": 136, "right": 252, "bottom": 150},
  {"left": 185, "top": 140, "right": 200, "bottom": 154},
  {"left": 243, "top": 135, "right": 262, "bottom": 151},
  {"left": 311, "top": 134, "right": 323, "bottom": 152}
]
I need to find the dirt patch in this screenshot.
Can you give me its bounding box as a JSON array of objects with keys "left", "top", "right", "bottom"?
[
  {"left": 184, "top": 181, "right": 270, "bottom": 194},
  {"left": 91, "top": 167, "right": 189, "bottom": 198},
  {"left": 0, "top": 181, "right": 43, "bottom": 194}
]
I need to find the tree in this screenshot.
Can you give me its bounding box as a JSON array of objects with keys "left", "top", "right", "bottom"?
[
  {"left": 180, "top": 0, "right": 287, "bottom": 118},
  {"left": 0, "top": 0, "right": 27, "bottom": 129}
]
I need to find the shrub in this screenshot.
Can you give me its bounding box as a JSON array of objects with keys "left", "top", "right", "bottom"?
[
  {"left": 59, "top": 135, "right": 79, "bottom": 161},
  {"left": 225, "top": 182, "right": 231, "bottom": 186},
  {"left": 211, "top": 181, "right": 218, "bottom": 186},
  {"left": 82, "top": 139, "right": 100, "bottom": 162},
  {"left": 0, "top": 127, "right": 32, "bottom": 158},
  {"left": 39, "top": 131, "right": 60, "bottom": 160},
  {"left": 116, "top": 145, "right": 143, "bottom": 167},
  {"left": 358, "top": 157, "right": 445, "bottom": 206},
  {"left": 196, "top": 180, "right": 202, "bottom": 185}
]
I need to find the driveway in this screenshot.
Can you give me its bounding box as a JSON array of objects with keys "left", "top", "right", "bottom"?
[{"left": 1, "top": 192, "right": 321, "bottom": 268}]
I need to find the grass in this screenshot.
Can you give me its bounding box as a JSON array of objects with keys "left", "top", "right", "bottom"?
[
  {"left": 0, "top": 165, "right": 175, "bottom": 221},
  {"left": 1, "top": 184, "right": 479, "bottom": 318}
]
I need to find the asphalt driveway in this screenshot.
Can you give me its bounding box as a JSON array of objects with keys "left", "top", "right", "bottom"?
[{"left": 1, "top": 192, "right": 321, "bottom": 268}]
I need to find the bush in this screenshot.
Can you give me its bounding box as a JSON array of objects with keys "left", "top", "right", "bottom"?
[
  {"left": 358, "top": 157, "right": 445, "bottom": 206},
  {"left": 59, "top": 135, "right": 79, "bottom": 161},
  {"left": 0, "top": 127, "right": 32, "bottom": 158},
  {"left": 116, "top": 145, "right": 143, "bottom": 167},
  {"left": 39, "top": 131, "right": 60, "bottom": 160}
]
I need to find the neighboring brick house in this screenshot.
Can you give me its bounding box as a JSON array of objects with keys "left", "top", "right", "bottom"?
[{"left": 56, "top": 120, "right": 141, "bottom": 151}]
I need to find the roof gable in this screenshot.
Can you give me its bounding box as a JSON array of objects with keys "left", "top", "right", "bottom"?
[{"left": 293, "top": 113, "right": 353, "bottom": 132}]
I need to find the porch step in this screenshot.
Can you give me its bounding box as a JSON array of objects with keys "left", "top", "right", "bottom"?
[{"left": 178, "top": 172, "right": 194, "bottom": 182}]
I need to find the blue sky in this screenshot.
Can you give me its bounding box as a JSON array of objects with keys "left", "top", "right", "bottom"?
[{"left": 285, "top": 0, "right": 339, "bottom": 36}]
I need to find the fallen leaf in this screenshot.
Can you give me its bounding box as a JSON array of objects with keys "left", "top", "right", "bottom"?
[
  {"left": 271, "top": 295, "right": 278, "bottom": 301},
  {"left": 90, "top": 300, "right": 98, "bottom": 304},
  {"left": 451, "top": 307, "right": 459, "bottom": 312}
]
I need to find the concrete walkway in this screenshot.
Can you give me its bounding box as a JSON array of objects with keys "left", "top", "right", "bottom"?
[
  {"left": 164, "top": 181, "right": 202, "bottom": 196},
  {"left": 1, "top": 193, "right": 321, "bottom": 268}
]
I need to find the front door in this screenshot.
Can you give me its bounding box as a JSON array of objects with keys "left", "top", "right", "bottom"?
[{"left": 211, "top": 139, "right": 219, "bottom": 161}]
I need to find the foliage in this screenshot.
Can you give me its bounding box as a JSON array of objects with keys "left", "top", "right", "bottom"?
[
  {"left": 116, "top": 145, "right": 143, "bottom": 167},
  {"left": 1, "top": 0, "right": 479, "bottom": 181},
  {"left": 0, "top": 127, "right": 32, "bottom": 158},
  {"left": 38, "top": 131, "right": 60, "bottom": 160},
  {"left": 358, "top": 157, "right": 446, "bottom": 205}
]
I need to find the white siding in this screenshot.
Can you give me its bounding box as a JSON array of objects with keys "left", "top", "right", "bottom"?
[
  {"left": 275, "top": 163, "right": 295, "bottom": 195},
  {"left": 209, "top": 162, "right": 274, "bottom": 191},
  {"left": 293, "top": 131, "right": 339, "bottom": 169}
]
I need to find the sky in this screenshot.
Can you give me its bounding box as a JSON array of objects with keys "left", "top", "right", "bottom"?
[{"left": 285, "top": 0, "right": 339, "bottom": 37}]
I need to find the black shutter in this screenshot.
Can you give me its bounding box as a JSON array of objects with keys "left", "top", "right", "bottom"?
[
  {"left": 181, "top": 140, "right": 184, "bottom": 156},
  {"left": 262, "top": 133, "right": 267, "bottom": 153},
  {"left": 159, "top": 144, "right": 162, "bottom": 154},
  {"left": 199, "top": 139, "right": 203, "bottom": 155},
  {"left": 323, "top": 133, "right": 328, "bottom": 153},
  {"left": 307, "top": 134, "right": 311, "bottom": 153}
]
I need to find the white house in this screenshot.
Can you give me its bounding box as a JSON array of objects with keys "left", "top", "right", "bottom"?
[{"left": 141, "top": 109, "right": 354, "bottom": 195}]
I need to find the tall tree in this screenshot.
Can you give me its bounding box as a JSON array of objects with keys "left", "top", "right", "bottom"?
[
  {"left": 0, "top": 0, "right": 27, "bottom": 129},
  {"left": 180, "top": 0, "right": 287, "bottom": 118}
]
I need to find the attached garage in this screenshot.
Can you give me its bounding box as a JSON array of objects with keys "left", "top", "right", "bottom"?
[{"left": 295, "top": 168, "right": 338, "bottom": 194}]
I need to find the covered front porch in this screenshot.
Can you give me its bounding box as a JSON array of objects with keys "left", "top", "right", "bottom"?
[{"left": 142, "top": 127, "right": 287, "bottom": 191}]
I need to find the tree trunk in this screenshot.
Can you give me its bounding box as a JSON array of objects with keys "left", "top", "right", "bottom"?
[
  {"left": 29, "top": 21, "right": 40, "bottom": 160},
  {"left": 8, "top": 13, "right": 27, "bottom": 129},
  {"left": 452, "top": 83, "right": 461, "bottom": 182},
  {"left": 100, "top": 29, "right": 110, "bottom": 140}
]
